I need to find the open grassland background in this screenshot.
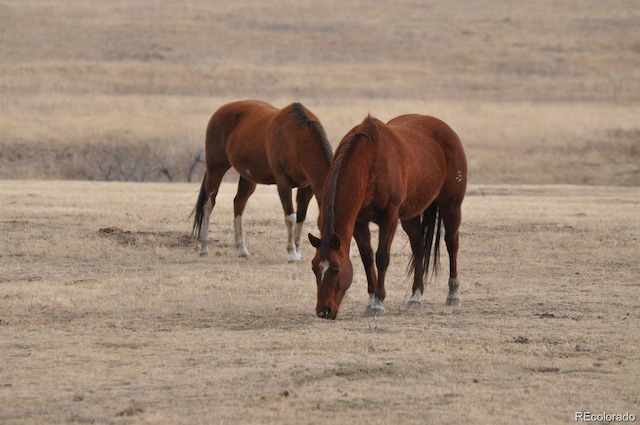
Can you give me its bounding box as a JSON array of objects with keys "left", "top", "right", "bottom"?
[
  {"left": 1, "top": 181, "right": 639, "bottom": 424},
  {"left": 1, "top": 1, "right": 640, "bottom": 424},
  {"left": 1, "top": 0, "right": 639, "bottom": 184}
]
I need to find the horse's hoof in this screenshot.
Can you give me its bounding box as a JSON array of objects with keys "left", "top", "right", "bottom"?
[
  {"left": 407, "top": 300, "right": 423, "bottom": 309},
  {"left": 287, "top": 250, "right": 302, "bottom": 263},
  {"left": 446, "top": 297, "right": 460, "bottom": 306},
  {"left": 365, "top": 306, "right": 386, "bottom": 317},
  {"left": 198, "top": 248, "right": 209, "bottom": 257}
]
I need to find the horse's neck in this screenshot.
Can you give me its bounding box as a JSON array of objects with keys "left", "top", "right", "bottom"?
[
  {"left": 330, "top": 172, "right": 368, "bottom": 245},
  {"left": 324, "top": 135, "right": 374, "bottom": 244},
  {"left": 308, "top": 159, "right": 332, "bottom": 203}
]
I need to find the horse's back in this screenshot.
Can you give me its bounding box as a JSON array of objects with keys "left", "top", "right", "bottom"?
[
  {"left": 204, "top": 100, "right": 280, "bottom": 182},
  {"left": 207, "top": 100, "right": 277, "bottom": 144},
  {"left": 388, "top": 114, "right": 463, "bottom": 154},
  {"left": 204, "top": 100, "right": 331, "bottom": 188}
]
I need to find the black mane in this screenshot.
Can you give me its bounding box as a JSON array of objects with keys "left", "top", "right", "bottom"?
[{"left": 289, "top": 102, "right": 333, "bottom": 164}]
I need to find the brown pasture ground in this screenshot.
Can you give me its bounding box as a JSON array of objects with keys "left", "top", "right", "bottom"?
[
  {"left": 1, "top": 0, "right": 639, "bottom": 424},
  {"left": 1, "top": 181, "right": 639, "bottom": 424}
]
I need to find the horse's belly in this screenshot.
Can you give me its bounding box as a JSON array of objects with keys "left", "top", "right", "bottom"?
[
  {"left": 398, "top": 197, "right": 436, "bottom": 219},
  {"left": 398, "top": 181, "right": 443, "bottom": 219},
  {"left": 232, "top": 160, "right": 276, "bottom": 184}
]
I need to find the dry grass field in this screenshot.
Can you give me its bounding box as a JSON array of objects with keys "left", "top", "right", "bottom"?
[
  {"left": 1, "top": 0, "right": 639, "bottom": 424},
  {"left": 1, "top": 181, "right": 639, "bottom": 424}
]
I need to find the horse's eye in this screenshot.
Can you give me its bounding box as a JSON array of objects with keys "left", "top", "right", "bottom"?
[{"left": 331, "top": 268, "right": 339, "bottom": 276}]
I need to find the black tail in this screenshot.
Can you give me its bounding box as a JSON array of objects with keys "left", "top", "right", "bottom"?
[
  {"left": 191, "top": 171, "right": 208, "bottom": 239},
  {"left": 421, "top": 202, "right": 442, "bottom": 282}
]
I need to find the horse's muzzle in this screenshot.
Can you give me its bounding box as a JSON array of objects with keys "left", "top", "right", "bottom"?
[{"left": 317, "top": 307, "right": 337, "bottom": 320}]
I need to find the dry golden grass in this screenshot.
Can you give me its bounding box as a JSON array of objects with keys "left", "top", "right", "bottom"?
[
  {"left": 1, "top": 0, "right": 639, "bottom": 183},
  {"left": 1, "top": 181, "right": 639, "bottom": 424}
]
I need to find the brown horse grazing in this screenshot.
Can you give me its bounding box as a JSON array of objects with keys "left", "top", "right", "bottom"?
[
  {"left": 308, "top": 114, "right": 467, "bottom": 319},
  {"left": 192, "top": 100, "right": 333, "bottom": 262}
]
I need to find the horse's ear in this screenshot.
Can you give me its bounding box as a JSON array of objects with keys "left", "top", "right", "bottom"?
[
  {"left": 308, "top": 233, "right": 321, "bottom": 248},
  {"left": 330, "top": 233, "right": 341, "bottom": 250}
]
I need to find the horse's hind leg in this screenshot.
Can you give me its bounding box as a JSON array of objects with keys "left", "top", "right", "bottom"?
[
  {"left": 198, "top": 168, "right": 228, "bottom": 256},
  {"left": 401, "top": 216, "right": 426, "bottom": 308},
  {"left": 294, "top": 186, "right": 314, "bottom": 260},
  {"left": 234, "top": 177, "right": 257, "bottom": 258},
  {"left": 440, "top": 200, "right": 463, "bottom": 306}
]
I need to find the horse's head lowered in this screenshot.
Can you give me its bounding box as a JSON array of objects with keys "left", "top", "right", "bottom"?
[{"left": 308, "top": 232, "right": 353, "bottom": 319}]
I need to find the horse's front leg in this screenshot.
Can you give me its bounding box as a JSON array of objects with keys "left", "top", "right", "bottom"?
[
  {"left": 353, "top": 221, "right": 379, "bottom": 315},
  {"left": 276, "top": 180, "right": 301, "bottom": 262},
  {"left": 293, "top": 187, "right": 314, "bottom": 260},
  {"left": 367, "top": 210, "right": 399, "bottom": 317}
]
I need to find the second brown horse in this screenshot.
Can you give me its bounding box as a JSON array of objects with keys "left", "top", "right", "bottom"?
[
  {"left": 193, "top": 100, "right": 333, "bottom": 262},
  {"left": 309, "top": 113, "right": 467, "bottom": 319}
]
